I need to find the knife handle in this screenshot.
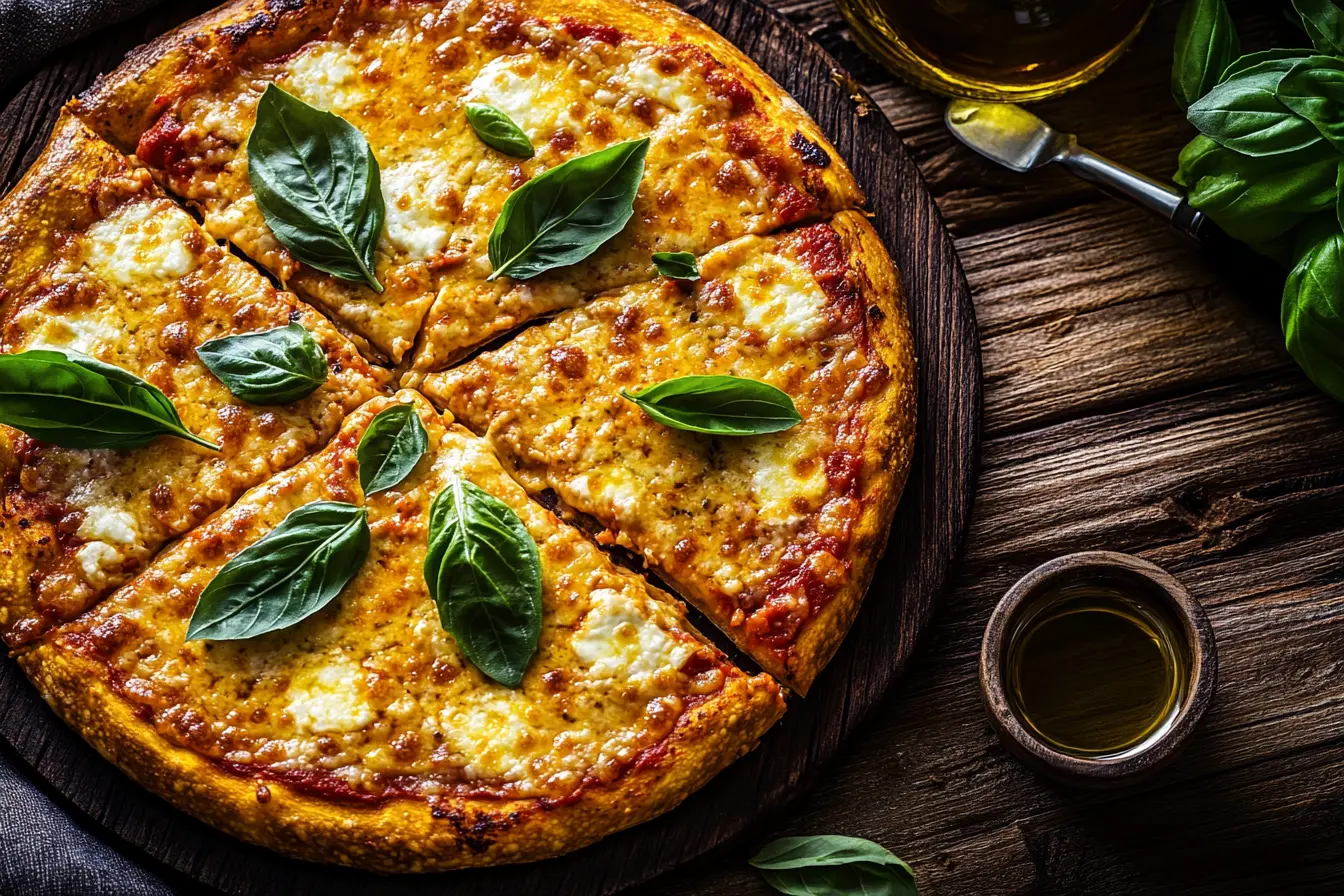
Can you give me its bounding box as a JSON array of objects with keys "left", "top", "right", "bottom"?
[{"left": 1057, "top": 145, "right": 1210, "bottom": 242}]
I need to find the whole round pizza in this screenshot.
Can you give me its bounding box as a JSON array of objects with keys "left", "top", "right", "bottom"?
[{"left": 0, "top": 0, "right": 915, "bottom": 872}]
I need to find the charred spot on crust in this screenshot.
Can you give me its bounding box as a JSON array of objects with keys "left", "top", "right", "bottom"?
[
  {"left": 790, "top": 132, "right": 831, "bottom": 168},
  {"left": 868, "top": 304, "right": 886, "bottom": 321}
]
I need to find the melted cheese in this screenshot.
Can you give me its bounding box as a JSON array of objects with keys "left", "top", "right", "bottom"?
[
  {"left": 23, "top": 311, "right": 122, "bottom": 354},
  {"left": 380, "top": 160, "right": 455, "bottom": 260},
  {"left": 74, "top": 542, "right": 122, "bottom": 585},
  {"left": 573, "top": 588, "right": 693, "bottom": 684},
  {"left": 622, "top": 54, "right": 702, "bottom": 113},
  {"left": 466, "top": 55, "right": 586, "bottom": 138},
  {"left": 76, "top": 505, "right": 141, "bottom": 545},
  {"left": 286, "top": 659, "right": 376, "bottom": 734},
  {"left": 282, "top": 42, "right": 364, "bottom": 111},
  {"left": 82, "top": 202, "right": 197, "bottom": 287},
  {"left": 746, "top": 436, "right": 829, "bottom": 529},
  {"left": 738, "top": 253, "right": 830, "bottom": 343}
]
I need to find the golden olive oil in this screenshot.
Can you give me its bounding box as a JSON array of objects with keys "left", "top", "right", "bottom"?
[
  {"left": 1005, "top": 582, "right": 1189, "bottom": 758},
  {"left": 837, "top": 0, "right": 1153, "bottom": 102}
]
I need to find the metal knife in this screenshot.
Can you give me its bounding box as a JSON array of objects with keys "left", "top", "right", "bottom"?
[{"left": 945, "top": 99, "right": 1208, "bottom": 240}]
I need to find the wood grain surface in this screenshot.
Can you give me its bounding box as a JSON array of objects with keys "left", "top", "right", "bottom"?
[
  {"left": 651, "top": 2, "right": 1344, "bottom": 894},
  {"left": 0, "top": 2, "right": 978, "bottom": 894}
]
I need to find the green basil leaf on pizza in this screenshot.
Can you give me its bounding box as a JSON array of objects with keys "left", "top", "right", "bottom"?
[
  {"left": 488, "top": 138, "right": 649, "bottom": 281},
  {"left": 651, "top": 251, "right": 700, "bottom": 280},
  {"left": 621, "top": 375, "right": 802, "bottom": 436},
  {"left": 186, "top": 500, "right": 371, "bottom": 641},
  {"left": 196, "top": 321, "right": 328, "bottom": 404},
  {"left": 424, "top": 475, "right": 542, "bottom": 688},
  {"left": 248, "top": 84, "right": 385, "bottom": 292},
  {"left": 0, "top": 349, "right": 219, "bottom": 451},
  {"left": 465, "top": 103, "right": 535, "bottom": 158},
  {"left": 357, "top": 403, "right": 430, "bottom": 495}
]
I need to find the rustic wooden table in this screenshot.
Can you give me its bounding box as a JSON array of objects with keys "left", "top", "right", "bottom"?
[{"left": 651, "top": 1, "right": 1344, "bottom": 894}]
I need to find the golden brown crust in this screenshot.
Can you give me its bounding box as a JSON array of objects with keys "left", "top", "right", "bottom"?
[
  {"left": 20, "top": 638, "right": 782, "bottom": 871},
  {"left": 783, "top": 210, "right": 915, "bottom": 692}
]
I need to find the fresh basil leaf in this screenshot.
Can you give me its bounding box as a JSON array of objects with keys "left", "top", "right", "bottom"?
[
  {"left": 465, "top": 103, "right": 534, "bottom": 158},
  {"left": 750, "top": 836, "right": 917, "bottom": 896},
  {"left": 488, "top": 138, "right": 649, "bottom": 281},
  {"left": 651, "top": 251, "right": 700, "bottom": 280},
  {"left": 196, "top": 322, "right": 328, "bottom": 404},
  {"left": 424, "top": 475, "right": 542, "bottom": 688},
  {"left": 1188, "top": 62, "right": 1326, "bottom": 156},
  {"left": 1282, "top": 220, "right": 1344, "bottom": 402},
  {"left": 0, "top": 349, "right": 218, "bottom": 451},
  {"left": 1293, "top": 0, "right": 1344, "bottom": 54},
  {"left": 1276, "top": 56, "right": 1344, "bottom": 151},
  {"left": 1172, "top": 0, "right": 1240, "bottom": 108},
  {"left": 1219, "top": 49, "right": 1310, "bottom": 83},
  {"left": 1185, "top": 150, "right": 1339, "bottom": 242},
  {"left": 357, "top": 403, "right": 429, "bottom": 495},
  {"left": 1337, "top": 162, "right": 1344, "bottom": 230},
  {"left": 248, "top": 84, "right": 385, "bottom": 292},
  {"left": 186, "top": 500, "right": 370, "bottom": 641},
  {"left": 621, "top": 375, "right": 802, "bottom": 436}
]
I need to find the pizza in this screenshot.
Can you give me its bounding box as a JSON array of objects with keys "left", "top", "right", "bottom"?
[
  {"left": 0, "top": 0, "right": 916, "bottom": 872},
  {"left": 21, "top": 391, "right": 784, "bottom": 869},
  {"left": 0, "top": 112, "right": 386, "bottom": 648},
  {"left": 421, "top": 212, "right": 915, "bottom": 693},
  {"left": 72, "top": 0, "right": 862, "bottom": 366}
]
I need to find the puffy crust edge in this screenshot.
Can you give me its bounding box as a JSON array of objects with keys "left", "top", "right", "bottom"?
[
  {"left": 20, "top": 629, "right": 784, "bottom": 871},
  {"left": 784, "top": 210, "right": 916, "bottom": 695}
]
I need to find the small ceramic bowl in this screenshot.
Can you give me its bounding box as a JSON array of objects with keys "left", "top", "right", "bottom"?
[{"left": 979, "top": 551, "right": 1217, "bottom": 787}]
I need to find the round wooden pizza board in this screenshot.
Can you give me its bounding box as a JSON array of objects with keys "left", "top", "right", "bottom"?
[{"left": 0, "top": 0, "right": 981, "bottom": 892}]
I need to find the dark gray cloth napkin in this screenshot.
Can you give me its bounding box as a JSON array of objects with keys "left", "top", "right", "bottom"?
[
  {"left": 3, "top": 6, "right": 182, "bottom": 892},
  {"left": 0, "top": 0, "right": 163, "bottom": 88}
]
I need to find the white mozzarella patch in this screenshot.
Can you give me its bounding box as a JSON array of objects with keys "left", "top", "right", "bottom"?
[
  {"left": 467, "top": 56, "right": 582, "bottom": 137},
  {"left": 83, "top": 202, "right": 198, "bottom": 288},
  {"left": 76, "top": 505, "right": 140, "bottom": 545},
  {"left": 282, "top": 42, "right": 364, "bottom": 111},
  {"left": 745, "top": 436, "right": 828, "bottom": 529},
  {"left": 737, "top": 254, "right": 830, "bottom": 343},
  {"left": 623, "top": 55, "right": 703, "bottom": 113},
  {"left": 380, "top": 160, "right": 454, "bottom": 260},
  {"left": 75, "top": 542, "right": 123, "bottom": 585},
  {"left": 286, "top": 660, "right": 375, "bottom": 734},
  {"left": 441, "top": 690, "right": 540, "bottom": 782},
  {"left": 22, "top": 313, "right": 122, "bottom": 354},
  {"left": 573, "top": 588, "right": 692, "bottom": 684}
]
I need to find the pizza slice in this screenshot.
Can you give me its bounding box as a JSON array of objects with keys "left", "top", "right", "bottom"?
[
  {"left": 21, "top": 391, "right": 784, "bottom": 870},
  {"left": 71, "top": 0, "right": 863, "bottom": 366},
  {"left": 0, "top": 113, "right": 387, "bottom": 647},
  {"left": 421, "top": 212, "right": 916, "bottom": 693}
]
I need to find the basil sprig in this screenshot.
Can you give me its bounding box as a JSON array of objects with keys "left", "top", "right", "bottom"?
[
  {"left": 651, "top": 251, "right": 700, "bottom": 280},
  {"left": 186, "top": 500, "right": 370, "bottom": 641},
  {"left": 1296, "top": 0, "right": 1344, "bottom": 55},
  {"left": 424, "top": 475, "right": 542, "bottom": 688},
  {"left": 488, "top": 138, "right": 649, "bottom": 281},
  {"left": 196, "top": 322, "right": 328, "bottom": 404},
  {"left": 248, "top": 84, "right": 385, "bottom": 292},
  {"left": 0, "top": 349, "right": 218, "bottom": 451},
  {"left": 465, "top": 103, "right": 534, "bottom": 158},
  {"left": 749, "top": 836, "right": 917, "bottom": 896},
  {"left": 1171, "top": 2, "right": 1344, "bottom": 403},
  {"left": 1172, "top": 0, "right": 1239, "bottom": 109},
  {"left": 357, "top": 403, "right": 429, "bottom": 495},
  {"left": 621, "top": 375, "right": 802, "bottom": 436}
]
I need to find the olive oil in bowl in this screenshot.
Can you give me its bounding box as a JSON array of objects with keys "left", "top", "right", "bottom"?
[{"left": 1004, "top": 581, "right": 1190, "bottom": 759}]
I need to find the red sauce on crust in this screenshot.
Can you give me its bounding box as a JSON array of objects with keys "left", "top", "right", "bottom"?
[
  {"left": 561, "top": 18, "right": 624, "bottom": 45},
  {"left": 136, "top": 113, "right": 192, "bottom": 178}
]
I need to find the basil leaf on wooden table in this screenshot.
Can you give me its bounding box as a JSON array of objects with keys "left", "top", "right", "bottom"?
[
  {"left": 488, "top": 138, "right": 649, "bottom": 281},
  {"left": 248, "top": 84, "right": 385, "bottom": 292},
  {"left": 1276, "top": 56, "right": 1344, "bottom": 152},
  {"left": 196, "top": 321, "right": 328, "bottom": 404},
  {"left": 1171, "top": 0, "right": 1240, "bottom": 109},
  {"left": 1282, "top": 222, "right": 1344, "bottom": 402},
  {"left": 621, "top": 375, "right": 802, "bottom": 436},
  {"left": 1187, "top": 62, "right": 1326, "bottom": 156},
  {"left": 465, "top": 103, "right": 534, "bottom": 158},
  {"left": 424, "top": 475, "right": 542, "bottom": 688},
  {"left": 357, "top": 403, "right": 429, "bottom": 495},
  {"left": 1294, "top": 0, "right": 1344, "bottom": 55},
  {"left": 651, "top": 251, "right": 700, "bottom": 280},
  {"left": 0, "top": 349, "right": 218, "bottom": 451},
  {"left": 186, "top": 500, "right": 370, "bottom": 640},
  {"left": 750, "top": 835, "right": 917, "bottom": 896}
]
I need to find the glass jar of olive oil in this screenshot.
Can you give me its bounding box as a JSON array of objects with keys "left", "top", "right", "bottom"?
[{"left": 837, "top": 0, "right": 1154, "bottom": 102}]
